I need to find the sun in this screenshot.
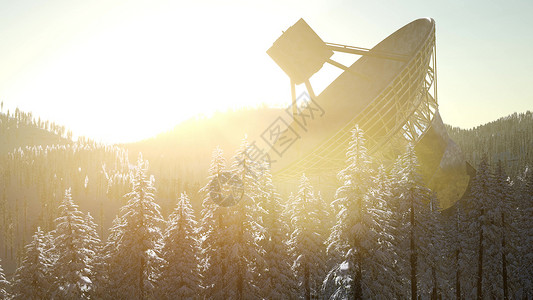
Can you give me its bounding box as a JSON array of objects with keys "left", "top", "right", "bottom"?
[{"left": 3, "top": 2, "right": 294, "bottom": 144}]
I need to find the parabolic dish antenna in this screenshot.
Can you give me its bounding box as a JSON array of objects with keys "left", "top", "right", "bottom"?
[{"left": 261, "top": 18, "right": 471, "bottom": 209}]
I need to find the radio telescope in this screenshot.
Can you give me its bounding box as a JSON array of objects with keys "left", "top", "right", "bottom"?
[{"left": 264, "top": 18, "right": 471, "bottom": 209}]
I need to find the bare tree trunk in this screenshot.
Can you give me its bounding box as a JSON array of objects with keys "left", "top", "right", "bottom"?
[
  {"left": 410, "top": 200, "right": 417, "bottom": 300},
  {"left": 431, "top": 267, "right": 438, "bottom": 300},
  {"left": 455, "top": 249, "right": 461, "bottom": 300},
  {"left": 139, "top": 256, "right": 145, "bottom": 300},
  {"left": 502, "top": 212, "right": 508, "bottom": 300},
  {"left": 476, "top": 209, "right": 484, "bottom": 300},
  {"left": 304, "top": 263, "right": 310, "bottom": 300}
]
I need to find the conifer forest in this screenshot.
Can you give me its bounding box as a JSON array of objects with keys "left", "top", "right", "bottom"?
[{"left": 0, "top": 108, "right": 532, "bottom": 300}]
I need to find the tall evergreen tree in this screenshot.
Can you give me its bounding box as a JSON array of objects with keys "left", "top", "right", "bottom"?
[
  {"left": 223, "top": 138, "right": 264, "bottom": 299},
  {"left": 448, "top": 194, "right": 471, "bottom": 300},
  {"left": 289, "top": 174, "right": 326, "bottom": 300},
  {"left": 159, "top": 192, "right": 200, "bottom": 299},
  {"left": 107, "top": 155, "right": 165, "bottom": 299},
  {"left": 50, "top": 188, "right": 95, "bottom": 299},
  {"left": 466, "top": 156, "right": 501, "bottom": 299},
  {"left": 83, "top": 212, "right": 101, "bottom": 270},
  {"left": 83, "top": 212, "right": 102, "bottom": 299},
  {"left": 516, "top": 165, "right": 533, "bottom": 298},
  {"left": 422, "top": 193, "right": 449, "bottom": 299},
  {"left": 493, "top": 161, "right": 520, "bottom": 299},
  {"left": 11, "top": 227, "right": 51, "bottom": 300},
  {"left": 94, "top": 215, "right": 124, "bottom": 299},
  {"left": 390, "top": 145, "right": 432, "bottom": 300},
  {"left": 472, "top": 157, "right": 491, "bottom": 300},
  {"left": 256, "top": 167, "right": 297, "bottom": 298},
  {"left": 326, "top": 126, "right": 395, "bottom": 299},
  {"left": 200, "top": 147, "right": 230, "bottom": 299},
  {"left": 366, "top": 165, "right": 399, "bottom": 298}
]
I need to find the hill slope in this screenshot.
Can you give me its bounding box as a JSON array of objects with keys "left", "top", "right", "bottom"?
[
  {"left": 1, "top": 106, "right": 532, "bottom": 275},
  {"left": 446, "top": 111, "right": 533, "bottom": 175},
  {"left": 125, "top": 107, "right": 285, "bottom": 184},
  {"left": 0, "top": 109, "right": 71, "bottom": 154}
]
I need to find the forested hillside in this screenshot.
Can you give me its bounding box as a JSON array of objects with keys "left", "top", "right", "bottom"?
[
  {"left": 0, "top": 125, "right": 531, "bottom": 299},
  {"left": 0, "top": 109, "right": 132, "bottom": 274},
  {"left": 446, "top": 111, "right": 533, "bottom": 176},
  {"left": 0, "top": 107, "right": 532, "bottom": 298},
  {"left": 0, "top": 106, "right": 72, "bottom": 154},
  {"left": 0, "top": 107, "right": 283, "bottom": 274}
]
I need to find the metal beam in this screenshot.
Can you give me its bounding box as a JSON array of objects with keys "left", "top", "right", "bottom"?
[
  {"left": 326, "top": 58, "right": 370, "bottom": 80},
  {"left": 326, "top": 42, "right": 409, "bottom": 62},
  {"left": 290, "top": 79, "right": 297, "bottom": 117}
]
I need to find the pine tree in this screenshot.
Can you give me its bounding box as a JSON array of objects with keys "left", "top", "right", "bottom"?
[
  {"left": 327, "top": 126, "right": 374, "bottom": 256},
  {"left": 289, "top": 174, "right": 327, "bottom": 300},
  {"left": 222, "top": 138, "right": 265, "bottom": 299},
  {"left": 517, "top": 165, "right": 533, "bottom": 298},
  {"left": 83, "top": 212, "right": 102, "bottom": 299},
  {"left": 107, "top": 155, "right": 165, "bottom": 299},
  {"left": 94, "top": 215, "right": 124, "bottom": 299},
  {"left": 390, "top": 145, "right": 432, "bottom": 300},
  {"left": 422, "top": 193, "right": 449, "bottom": 299},
  {"left": 159, "top": 192, "right": 200, "bottom": 299},
  {"left": 83, "top": 212, "right": 101, "bottom": 269},
  {"left": 448, "top": 194, "right": 472, "bottom": 300},
  {"left": 42, "top": 230, "right": 56, "bottom": 271},
  {"left": 50, "top": 188, "right": 95, "bottom": 299},
  {"left": 326, "top": 126, "right": 397, "bottom": 299},
  {"left": 0, "top": 258, "right": 9, "bottom": 300},
  {"left": 256, "top": 167, "right": 297, "bottom": 298},
  {"left": 200, "top": 147, "right": 230, "bottom": 299},
  {"left": 11, "top": 227, "right": 51, "bottom": 300},
  {"left": 365, "top": 165, "right": 399, "bottom": 298},
  {"left": 458, "top": 156, "right": 518, "bottom": 299},
  {"left": 466, "top": 156, "right": 500, "bottom": 299},
  {"left": 493, "top": 161, "right": 520, "bottom": 299}
]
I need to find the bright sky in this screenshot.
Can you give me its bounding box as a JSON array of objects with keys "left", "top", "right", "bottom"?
[{"left": 1, "top": 0, "right": 531, "bottom": 143}]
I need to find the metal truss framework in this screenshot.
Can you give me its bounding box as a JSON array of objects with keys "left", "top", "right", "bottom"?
[{"left": 275, "top": 23, "right": 438, "bottom": 181}]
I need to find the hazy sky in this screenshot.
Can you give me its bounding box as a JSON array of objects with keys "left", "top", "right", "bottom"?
[{"left": 1, "top": 0, "right": 531, "bottom": 143}]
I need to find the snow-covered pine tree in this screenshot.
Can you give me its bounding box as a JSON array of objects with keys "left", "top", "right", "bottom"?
[
  {"left": 0, "top": 258, "right": 9, "bottom": 300},
  {"left": 83, "top": 212, "right": 102, "bottom": 299},
  {"left": 289, "top": 174, "right": 327, "bottom": 300},
  {"left": 50, "top": 188, "right": 95, "bottom": 299},
  {"left": 11, "top": 227, "right": 52, "bottom": 300},
  {"left": 83, "top": 212, "right": 101, "bottom": 269},
  {"left": 223, "top": 138, "right": 264, "bottom": 299},
  {"left": 466, "top": 156, "right": 501, "bottom": 299},
  {"left": 389, "top": 151, "right": 406, "bottom": 291},
  {"left": 107, "top": 155, "right": 165, "bottom": 299},
  {"left": 390, "top": 145, "right": 432, "bottom": 300},
  {"left": 158, "top": 192, "right": 200, "bottom": 299},
  {"left": 200, "top": 147, "right": 230, "bottom": 299},
  {"left": 516, "top": 165, "right": 533, "bottom": 298},
  {"left": 446, "top": 192, "right": 473, "bottom": 300},
  {"left": 255, "top": 167, "right": 297, "bottom": 299},
  {"left": 42, "top": 229, "right": 56, "bottom": 265},
  {"left": 316, "top": 190, "right": 333, "bottom": 258},
  {"left": 316, "top": 189, "right": 334, "bottom": 296},
  {"left": 493, "top": 161, "right": 520, "bottom": 299},
  {"left": 326, "top": 125, "right": 397, "bottom": 299},
  {"left": 421, "top": 193, "right": 450, "bottom": 299},
  {"left": 365, "top": 165, "right": 399, "bottom": 298},
  {"left": 284, "top": 192, "right": 297, "bottom": 231},
  {"left": 93, "top": 215, "right": 124, "bottom": 299}
]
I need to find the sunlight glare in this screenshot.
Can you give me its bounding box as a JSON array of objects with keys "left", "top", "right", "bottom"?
[{"left": 4, "top": 2, "right": 292, "bottom": 143}]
